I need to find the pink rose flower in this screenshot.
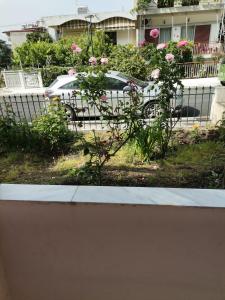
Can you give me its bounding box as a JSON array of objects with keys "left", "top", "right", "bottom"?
[
  {"left": 177, "top": 40, "right": 189, "bottom": 48},
  {"left": 100, "top": 95, "right": 108, "bottom": 102},
  {"left": 150, "top": 28, "right": 160, "bottom": 39},
  {"left": 151, "top": 68, "right": 160, "bottom": 80},
  {"left": 71, "top": 43, "right": 78, "bottom": 51},
  {"left": 165, "top": 53, "right": 175, "bottom": 62},
  {"left": 100, "top": 57, "right": 108, "bottom": 65},
  {"left": 68, "top": 68, "right": 76, "bottom": 76},
  {"left": 89, "top": 56, "right": 97, "bottom": 65},
  {"left": 139, "top": 40, "right": 147, "bottom": 47},
  {"left": 157, "top": 43, "right": 167, "bottom": 50},
  {"left": 74, "top": 47, "right": 82, "bottom": 53}
]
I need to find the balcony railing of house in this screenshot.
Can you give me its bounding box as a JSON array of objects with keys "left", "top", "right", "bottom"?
[
  {"left": 178, "top": 61, "right": 219, "bottom": 78},
  {"left": 139, "top": 0, "right": 223, "bottom": 9},
  {"left": 193, "top": 42, "right": 224, "bottom": 56}
]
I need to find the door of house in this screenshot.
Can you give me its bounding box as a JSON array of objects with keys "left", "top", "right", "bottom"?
[{"left": 194, "top": 25, "right": 211, "bottom": 43}]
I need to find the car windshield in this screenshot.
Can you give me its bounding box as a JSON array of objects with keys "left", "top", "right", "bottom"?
[
  {"left": 49, "top": 79, "right": 59, "bottom": 88},
  {"left": 117, "top": 73, "right": 148, "bottom": 88}
]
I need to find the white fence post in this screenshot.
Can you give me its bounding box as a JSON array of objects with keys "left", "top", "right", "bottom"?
[
  {"left": 19, "top": 71, "right": 26, "bottom": 89},
  {"left": 38, "top": 72, "right": 43, "bottom": 88},
  {"left": 210, "top": 87, "right": 225, "bottom": 125}
]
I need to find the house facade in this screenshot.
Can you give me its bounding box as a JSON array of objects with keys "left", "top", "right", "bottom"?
[
  {"left": 38, "top": 8, "right": 137, "bottom": 46},
  {"left": 3, "top": 26, "right": 46, "bottom": 50},
  {"left": 134, "top": 0, "right": 225, "bottom": 56}
]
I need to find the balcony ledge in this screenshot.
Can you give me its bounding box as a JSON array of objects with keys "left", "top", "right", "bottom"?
[{"left": 138, "top": 3, "right": 224, "bottom": 15}]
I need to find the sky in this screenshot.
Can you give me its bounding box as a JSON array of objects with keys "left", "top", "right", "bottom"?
[{"left": 0, "top": 0, "right": 133, "bottom": 41}]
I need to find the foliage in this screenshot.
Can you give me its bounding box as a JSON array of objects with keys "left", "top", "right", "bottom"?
[
  {"left": 0, "top": 113, "right": 35, "bottom": 154},
  {"left": 109, "top": 45, "right": 149, "bottom": 80},
  {"left": 140, "top": 41, "right": 193, "bottom": 65},
  {"left": 76, "top": 70, "right": 144, "bottom": 185},
  {"left": 217, "top": 118, "right": 225, "bottom": 143},
  {"left": 40, "top": 66, "right": 73, "bottom": 87},
  {"left": 157, "top": 0, "right": 174, "bottom": 8},
  {"left": 0, "top": 103, "right": 75, "bottom": 155},
  {"left": 182, "top": 0, "right": 199, "bottom": 5},
  {"left": 26, "top": 31, "right": 53, "bottom": 43},
  {"left": 0, "top": 39, "right": 12, "bottom": 68},
  {"left": 76, "top": 30, "right": 113, "bottom": 63},
  {"left": 32, "top": 102, "right": 75, "bottom": 154},
  {"left": 13, "top": 30, "right": 112, "bottom": 69},
  {"left": 13, "top": 41, "right": 55, "bottom": 68},
  {"left": 134, "top": 0, "right": 151, "bottom": 11}
]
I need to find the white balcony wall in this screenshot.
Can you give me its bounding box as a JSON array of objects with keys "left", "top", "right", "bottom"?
[
  {"left": 117, "top": 29, "right": 136, "bottom": 45},
  {"left": 209, "top": 23, "right": 220, "bottom": 42}
]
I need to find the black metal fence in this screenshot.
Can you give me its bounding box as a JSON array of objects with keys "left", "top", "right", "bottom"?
[{"left": 0, "top": 86, "right": 214, "bottom": 131}]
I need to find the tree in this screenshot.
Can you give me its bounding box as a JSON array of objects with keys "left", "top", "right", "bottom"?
[
  {"left": 26, "top": 31, "right": 53, "bottom": 43},
  {"left": 0, "top": 40, "right": 12, "bottom": 68}
]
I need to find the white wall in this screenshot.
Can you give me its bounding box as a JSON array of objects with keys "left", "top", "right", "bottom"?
[
  {"left": 117, "top": 29, "right": 136, "bottom": 45},
  {"left": 10, "top": 32, "right": 28, "bottom": 49},
  {"left": 210, "top": 23, "right": 219, "bottom": 42}
]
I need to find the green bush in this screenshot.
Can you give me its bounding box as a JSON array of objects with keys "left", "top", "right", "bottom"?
[
  {"left": 158, "top": 0, "right": 174, "bottom": 7},
  {"left": 0, "top": 104, "right": 76, "bottom": 155},
  {"left": 32, "top": 103, "right": 75, "bottom": 154},
  {"left": 0, "top": 116, "right": 35, "bottom": 153},
  {"left": 0, "top": 40, "right": 12, "bottom": 68},
  {"left": 217, "top": 118, "right": 225, "bottom": 143},
  {"left": 40, "top": 66, "right": 71, "bottom": 87},
  {"left": 109, "top": 45, "right": 149, "bottom": 80},
  {"left": 182, "top": 0, "right": 199, "bottom": 6}
]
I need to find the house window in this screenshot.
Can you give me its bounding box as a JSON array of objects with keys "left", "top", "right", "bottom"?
[
  {"left": 194, "top": 25, "right": 211, "bottom": 43},
  {"left": 106, "top": 32, "right": 117, "bottom": 45},
  {"left": 181, "top": 26, "right": 195, "bottom": 41},
  {"left": 159, "top": 27, "right": 172, "bottom": 43}
]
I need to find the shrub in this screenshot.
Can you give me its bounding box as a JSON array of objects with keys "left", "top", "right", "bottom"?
[
  {"left": 217, "top": 118, "right": 225, "bottom": 143},
  {"left": 0, "top": 115, "right": 35, "bottom": 153},
  {"left": 26, "top": 31, "right": 53, "bottom": 43},
  {"left": 109, "top": 45, "right": 149, "bottom": 80},
  {"left": 13, "top": 41, "right": 55, "bottom": 68},
  {"left": 0, "top": 39, "right": 12, "bottom": 68},
  {"left": 182, "top": 0, "right": 199, "bottom": 5},
  {"left": 32, "top": 103, "right": 75, "bottom": 154},
  {"left": 158, "top": 0, "right": 174, "bottom": 8},
  {"left": 40, "top": 66, "right": 71, "bottom": 87},
  {"left": 0, "top": 104, "right": 76, "bottom": 155}
]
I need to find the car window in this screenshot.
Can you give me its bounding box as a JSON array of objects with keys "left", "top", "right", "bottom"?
[
  {"left": 60, "top": 81, "right": 79, "bottom": 90},
  {"left": 49, "top": 79, "right": 58, "bottom": 88},
  {"left": 104, "top": 77, "right": 127, "bottom": 91}
]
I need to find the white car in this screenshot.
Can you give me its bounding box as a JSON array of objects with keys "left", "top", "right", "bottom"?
[{"left": 45, "top": 71, "right": 182, "bottom": 120}]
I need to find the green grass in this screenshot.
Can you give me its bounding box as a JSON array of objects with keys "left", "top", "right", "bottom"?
[{"left": 0, "top": 141, "right": 225, "bottom": 188}]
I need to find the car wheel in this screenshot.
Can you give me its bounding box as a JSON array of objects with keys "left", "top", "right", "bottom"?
[
  {"left": 64, "top": 105, "right": 76, "bottom": 121},
  {"left": 143, "top": 101, "right": 161, "bottom": 119},
  {"left": 221, "top": 81, "right": 225, "bottom": 86}
]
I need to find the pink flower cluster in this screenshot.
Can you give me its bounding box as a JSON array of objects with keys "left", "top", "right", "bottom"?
[
  {"left": 151, "top": 69, "right": 160, "bottom": 80},
  {"left": 89, "top": 56, "right": 97, "bottom": 65},
  {"left": 100, "top": 57, "right": 109, "bottom": 65},
  {"left": 150, "top": 28, "right": 160, "bottom": 39},
  {"left": 68, "top": 68, "right": 76, "bottom": 76},
  {"left": 89, "top": 57, "right": 109, "bottom": 65},
  {"left": 139, "top": 40, "right": 147, "bottom": 47},
  {"left": 100, "top": 95, "right": 108, "bottom": 102},
  {"left": 177, "top": 40, "right": 189, "bottom": 48},
  {"left": 71, "top": 43, "right": 82, "bottom": 54},
  {"left": 157, "top": 43, "right": 167, "bottom": 50},
  {"left": 165, "top": 53, "right": 174, "bottom": 62}
]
